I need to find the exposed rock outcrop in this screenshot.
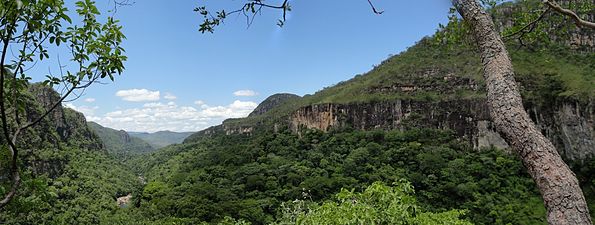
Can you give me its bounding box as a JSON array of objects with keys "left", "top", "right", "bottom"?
[
  {"left": 551, "top": 103, "right": 595, "bottom": 161},
  {"left": 289, "top": 100, "right": 594, "bottom": 162},
  {"left": 1, "top": 84, "right": 103, "bottom": 179},
  {"left": 26, "top": 84, "right": 103, "bottom": 151},
  {"left": 116, "top": 193, "right": 132, "bottom": 208},
  {"left": 119, "top": 130, "right": 131, "bottom": 143},
  {"left": 367, "top": 70, "right": 480, "bottom": 95}
]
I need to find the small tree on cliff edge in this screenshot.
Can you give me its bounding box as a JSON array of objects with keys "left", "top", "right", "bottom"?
[
  {"left": 0, "top": 0, "right": 126, "bottom": 209},
  {"left": 194, "top": 0, "right": 594, "bottom": 224}
]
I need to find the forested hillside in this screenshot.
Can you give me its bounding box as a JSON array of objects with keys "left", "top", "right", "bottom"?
[
  {"left": 137, "top": 129, "right": 549, "bottom": 224},
  {"left": 0, "top": 86, "right": 142, "bottom": 224}
]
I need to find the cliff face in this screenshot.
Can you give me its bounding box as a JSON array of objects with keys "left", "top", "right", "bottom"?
[
  {"left": 290, "top": 100, "right": 488, "bottom": 135},
  {"left": 289, "top": 100, "right": 594, "bottom": 161},
  {"left": 546, "top": 103, "right": 595, "bottom": 161},
  {"left": 25, "top": 84, "right": 103, "bottom": 150},
  {"left": 192, "top": 83, "right": 594, "bottom": 162},
  {"left": 119, "top": 130, "right": 132, "bottom": 143},
  {"left": 0, "top": 84, "right": 103, "bottom": 178}
]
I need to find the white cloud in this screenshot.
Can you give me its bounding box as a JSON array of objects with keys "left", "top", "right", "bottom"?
[
  {"left": 84, "top": 98, "right": 96, "bottom": 103},
  {"left": 230, "top": 100, "right": 258, "bottom": 109},
  {"left": 64, "top": 103, "right": 98, "bottom": 117},
  {"left": 116, "top": 89, "right": 160, "bottom": 102},
  {"left": 194, "top": 100, "right": 205, "bottom": 106},
  {"left": 201, "top": 100, "right": 257, "bottom": 118},
  {"left": 233, "top": 89, "right": 258, "bottom": 97},
  {"left": 78, "top": 100, "right": 258, "bottom": 132},
  {"left": 164, "top": 92, "right": 177, "bottom": 100}
]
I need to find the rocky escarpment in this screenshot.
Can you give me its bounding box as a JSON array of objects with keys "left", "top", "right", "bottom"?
[
  {"left": 26, "top": 84, "right": 103, "bottom": 150},
  {"left": 119, "top": 130, "right": 132, "bottom": 143},
  {"left": 1, "top": 84, "right": 103, "bottom": 178},
  {"left": 530, "top": 102, "right": 595, "bottom": 162},
  {"left": 290, "top": 100, "right": 488, "bottom": 135},
  {"left": 289, "top": 100, "right": 594, "bottom": 162},
  {"left": 190, "top": 92, "right": 594, "bottom": 162},
  {"left": 249, "top": 93, "right": 301, "bottom": 117}
]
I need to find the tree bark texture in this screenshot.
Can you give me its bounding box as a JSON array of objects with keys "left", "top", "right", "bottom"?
[{"left": 452, "top": 0, "right": 592, "bottom": 224}]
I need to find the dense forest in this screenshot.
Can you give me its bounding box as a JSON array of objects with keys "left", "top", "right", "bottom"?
[
  {"left": 137, "top": 128, "right": 546, "bottom": 224},
  {"left": 1, "top": 0, "right": 594, "bottom": 224}
]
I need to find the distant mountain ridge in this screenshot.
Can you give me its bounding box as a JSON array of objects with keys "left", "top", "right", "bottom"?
[
  {"left": 129, "top": 131, "right": 194, "bottom": 148},
  {"left": 248, "top": 93, "right": 301, "bottom": 117},
  {"left": 88, "top": 122, "right": 155, "bottom": 156}
]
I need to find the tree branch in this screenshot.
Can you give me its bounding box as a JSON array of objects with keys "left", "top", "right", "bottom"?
[
  {"left": 0, "top": 127, "right": 21, "bottom": 208},
  {"left": 111, "top": 0, "right": 134, "bottom": 14},
  {"left": 198, "top": 0, "right": 385, "bottom": 33},
  {"left": 367, "top": 0, "right": 384, "bottom": 14},
  {"left": 0, "top": 12, "right": 20, "bottom": 210},
  {"left": 543, "top": 0, "right": 595, "bottom": 29},
  {"left": 504, "top": 8, "right": 550, "bottom": 38},
  {"left": 11, "top": 23, "right": 32, "bottom": 127},
  {"left": 226, "top": 0, "right": 289, "bottom": 28}
]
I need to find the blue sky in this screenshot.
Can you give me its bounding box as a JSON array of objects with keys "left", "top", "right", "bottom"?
[{"left": 32, "top": 0, "right": 452, "bottom": 132}]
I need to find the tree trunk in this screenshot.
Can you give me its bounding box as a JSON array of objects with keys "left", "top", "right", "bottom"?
[{"left": 452, "top": 0, "right": 592, "bottom": 224}]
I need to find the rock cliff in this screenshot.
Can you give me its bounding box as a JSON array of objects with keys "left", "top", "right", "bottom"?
[
  {"left": 119, "top": 130, "right": 132, "bottom": 143},
  {"left": 289, "top": 99, "right": 594, "bottom": 162},
  {"left": 1, "top": 84, "right": 103, "bottom": 178},
  {"left": 25, "top": 84, "right": 103, "bottom": 150}
]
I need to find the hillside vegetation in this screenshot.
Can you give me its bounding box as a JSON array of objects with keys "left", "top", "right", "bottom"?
[
  {"left": 135, "top": 128, "right": 556, "bottom": 224},
  {"left": 1, "top": 87, "right": 142, "bottom": 224}
]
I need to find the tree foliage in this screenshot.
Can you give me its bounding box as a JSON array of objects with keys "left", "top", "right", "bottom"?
[{"left": 276, "top": 181, "right": 471, "bottom": 225}]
